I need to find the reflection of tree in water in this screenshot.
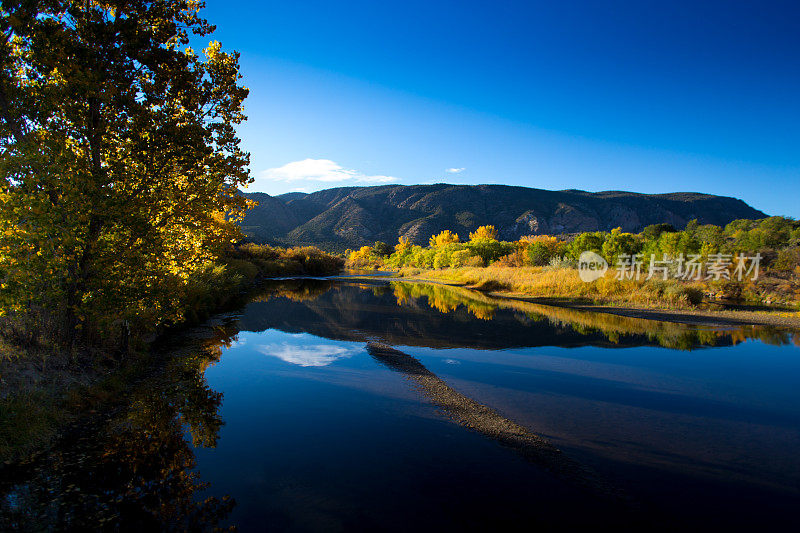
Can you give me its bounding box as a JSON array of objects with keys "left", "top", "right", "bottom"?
[
  {"left": 0, "top": 326, "right": 238, "bottom": 532},
  {"left": 392, "top": 282, "right": 498, "bottom": 320},
  {"left": 390, "top": 281, "right": 798, "bottom": 350},
  {"left": 249, "top": 278, "right": 336, "bottom": 303}
]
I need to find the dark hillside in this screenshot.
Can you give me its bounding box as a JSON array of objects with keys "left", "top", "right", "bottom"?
[{"left": 241, "top": 184, "right": 768, "bottom": 250}]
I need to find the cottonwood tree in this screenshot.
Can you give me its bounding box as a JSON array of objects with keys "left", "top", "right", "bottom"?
[
  {"left": 429, "top": 230, "right": 459, "bottom": 247},
  {"left": 469, "top": 225, "right": 497, "bottom": 242},
  {"left": 0, "top": 0, "right": 252, "bottom": 346}
]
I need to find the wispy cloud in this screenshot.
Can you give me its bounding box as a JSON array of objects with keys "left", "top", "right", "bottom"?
[
  {"left": 445, "top": 167, "right": 465, "bottom": 173},
  {"left": 259, "top": 159, "right": 399, "bottom": 184}
]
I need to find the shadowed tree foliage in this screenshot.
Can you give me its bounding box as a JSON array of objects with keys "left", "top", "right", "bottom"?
[
  {"left": 372, "top": 240, "right": 392, "bottom": 257},
  {"left": 0, "top": 0, "right": 251, "bottom": 346}
]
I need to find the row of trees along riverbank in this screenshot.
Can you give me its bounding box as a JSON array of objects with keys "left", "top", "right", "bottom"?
[{"left": 346, "top": 218, "right": 800, "bottom": 308}]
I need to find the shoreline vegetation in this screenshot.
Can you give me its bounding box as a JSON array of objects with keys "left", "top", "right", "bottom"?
[
  {"left": 345, "top": 218, "right": 800, "bottom": 320},
  {"left": 0, "top": 243, "right": 342, "bottom": 463},
  {"left": 243, "top": 278, "right": 798, "bottom": 351},
  {"left": 1, "top": 242, "right": 343, "bottom": 367},
  {"left": 387, "top": 275, "right": 800, "bottom": 329}
]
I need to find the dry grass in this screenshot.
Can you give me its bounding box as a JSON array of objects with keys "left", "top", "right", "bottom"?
[{"left": 401, "top": 265, "right": 705, "bottom": 309}]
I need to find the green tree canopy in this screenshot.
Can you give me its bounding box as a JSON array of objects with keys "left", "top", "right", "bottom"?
[
  {"left": 641, "top": 223, "right": 676, "bottom": 241},
  {"left": 601, "top": 228, "right": 638, "bottom": 264},
  {"left": 567, "top": 231, "right": 605, "bottom": 261},
  {"left": 372, "top": 241, "right": 392, "bottom": 257},
  {"left": 0, "top": 0, "right": 251, "bottom": 344}
]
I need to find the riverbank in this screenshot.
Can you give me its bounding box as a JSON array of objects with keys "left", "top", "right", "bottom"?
[
  {"left": 0, "top": 316, "right": 234, "bottom": 464},
  {"left": 384, "top": 266, "right": 800, "bottom": 329},
  {"left": 0, "top": 244, "right": 343, "bottom": 464}
]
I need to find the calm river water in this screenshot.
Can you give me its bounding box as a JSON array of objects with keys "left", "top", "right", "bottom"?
[{"left": 3, "top": 278, "right": 800, "bottom": 531}]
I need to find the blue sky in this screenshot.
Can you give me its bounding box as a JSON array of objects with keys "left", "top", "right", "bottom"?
[{"left": 200, "top": 0, "right": 799, "bottom": 217}]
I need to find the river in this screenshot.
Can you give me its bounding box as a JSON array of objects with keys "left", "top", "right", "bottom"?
[{"left": 2, "top": 278, "right": 799, "bottom": 531}]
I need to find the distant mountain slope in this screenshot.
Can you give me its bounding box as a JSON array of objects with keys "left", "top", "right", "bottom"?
[
  {"left": 237, "top": 192, "right": 302, "bottom": 242},
  {"left": 275, "top": 192, "right": 308, "bottom": 202},
  {"left": 240, "top": 184, "right": 768, "bottom": 250}
]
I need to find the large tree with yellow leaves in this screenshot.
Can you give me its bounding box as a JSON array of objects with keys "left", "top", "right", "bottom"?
[{"left": 0, "top": 0, "right": 251, "bottom": 345}]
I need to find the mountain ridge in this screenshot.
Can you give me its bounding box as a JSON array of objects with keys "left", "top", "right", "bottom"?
[{"left": 239, "top": 184, "right": 768, "bottom": 251}]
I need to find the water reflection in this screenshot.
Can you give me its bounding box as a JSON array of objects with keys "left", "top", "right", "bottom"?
[
  {"left": 217, "top": 280, "right": 799, "bottom": 530},
  {"left": 0, "top": 321, "right": 238, "bottom": 531},
  {"left": 366, "top": 342, "right": 625, "bottom": 501},
  {"left": 3, "top": 280, "right": 799, "bottom": 531},
  {"left": 241, "top": 279, "right": 797, "bottom": 351},
  {"left": 257, "top": 334, "right": 360, "bottom": 367}
]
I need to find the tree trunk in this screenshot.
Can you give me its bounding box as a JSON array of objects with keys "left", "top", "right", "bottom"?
[
  {"left": 62, "top": 96, "right": 107, "bottom": 350},
  {"left": 62, "top": 211, "right": 103, "bottom": 351}
]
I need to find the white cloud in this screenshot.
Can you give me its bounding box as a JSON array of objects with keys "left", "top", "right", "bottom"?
[
  {"left": 446, "top": 167, "right": 465, "bottom": 173},
  {"left": 257, "top": 342, "right": 357, "bottom": 367},
  {"left": 259, "top": 159, "right": 399, "bottom": 184}
]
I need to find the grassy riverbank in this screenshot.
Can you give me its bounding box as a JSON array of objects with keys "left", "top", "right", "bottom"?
[
  {"left": 0, "top": 244, "right": 342, "bottom": 463},
  {"left": 392, "top": 266, "right": 800, "bottom": 327},
  {"left": 401, "top": 265, "right": 705, "bottom": 307}
]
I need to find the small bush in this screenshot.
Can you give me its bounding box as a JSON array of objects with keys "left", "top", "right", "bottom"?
[
  {"left": 224, "top": 259, "right": 259, "bottom": 282},
  {"left": 450, "top": 250, "right": 472, "bottom": 268},
  {"left": 527, "top": 242, "right": 551, "bottom": 266},
  {"left": 775, "top": 247, "right": 800, "bottom": 272},
  {"left": 496, "top": 249, "right": 525, "bottom": 267},
  {"left": 683, "top": 287, "right": 704, "bottom": 306},
  {"left": 662, "top": 282, "right": 703, "bottom": 306}
]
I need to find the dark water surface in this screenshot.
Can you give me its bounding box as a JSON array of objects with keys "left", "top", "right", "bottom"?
[{"left": 3, "top": 279, "right": 800, "bottom": 531}]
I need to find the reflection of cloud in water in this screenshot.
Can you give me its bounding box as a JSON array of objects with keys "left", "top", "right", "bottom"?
[
  {"left": 229, "top": 336, "right": 247, "bottom": 347},
  {"left": 257, "top": 343, "right": 357, "bottom": 367}
]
